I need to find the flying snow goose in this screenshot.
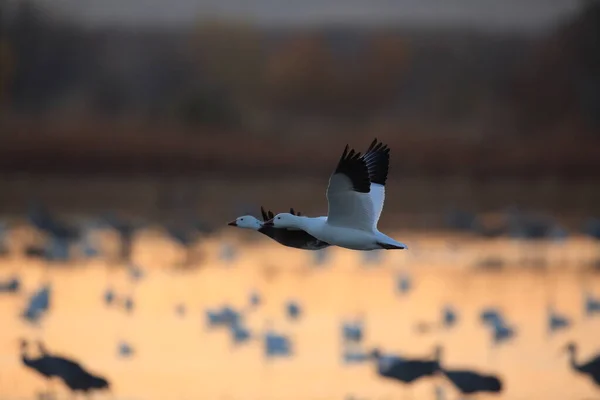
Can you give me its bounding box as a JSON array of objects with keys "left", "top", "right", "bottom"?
[
  {"left": 228, "top": 207, "right": 330, "bottom": 250},
  {"left": 264, "top": 139, "right": 407, "bottom": 251}
]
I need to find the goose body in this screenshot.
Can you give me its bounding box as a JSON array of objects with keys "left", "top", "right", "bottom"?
[
  {"left": 228, "top": 207, "right": 329, "bottom": 250},
  {"left": 265, "top": 139, "right": 407, "bottom": 251}
]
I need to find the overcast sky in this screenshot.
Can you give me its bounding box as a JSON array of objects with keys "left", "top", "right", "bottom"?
[{"left": 36, "top": 0, "right": 583, "bottom": 31}]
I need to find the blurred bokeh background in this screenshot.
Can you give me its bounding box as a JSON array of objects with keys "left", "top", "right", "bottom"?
[{"left": 1, "top": 0, "right": 600, "bottom": 399}]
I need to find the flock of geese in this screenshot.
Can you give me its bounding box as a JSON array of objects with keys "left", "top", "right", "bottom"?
[{"left": 2, "top": 137, "right": 600, "bottom": 399}]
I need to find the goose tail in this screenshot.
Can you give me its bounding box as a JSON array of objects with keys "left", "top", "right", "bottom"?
[{"left": 375, "top": 233, "right": 408, "bottom": 250}]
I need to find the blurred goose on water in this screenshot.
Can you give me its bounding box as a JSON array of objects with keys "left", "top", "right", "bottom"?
[
  {"left": 547, "top": 304, "right": 571, "bottom": 335},
  {"left": 0, "top": 275, "right": 20, "bottom": 293},
  {"left": 118, "top": 341, "right": 134, "bottom": 358},
  {"left": 480, "top": 307, "right": 506, "bottom": 327},
  {"left": 103, "top": 287, "right": 115, "bottom": 306},
  {"left": 342, "top": 349, "right": 370, "bottom": 364},
  {"left": 341, "top": 317, "right": 364, "bottom": 344},
  {"left": 285, "top": 300, "right": 302, "bottom": 320},
  {"left": 123, "top": 296, "right": 134, "bottom": 314},
  {"left": 584, "top": 290, "right": 600, "bottom": 317},
  {"left": 248, "top": 290, "right": 261, "bottom": 308},
  {"left": 263, "top": 323, "right": 293, "bottom": 359},
  {"left": 228, "top": 207, "right": 330, "bottom": 250},
  {"left": 264, "top": 139, "right": 408, "bottom": 251},
  {"left": 395, "top": 272, "right": 412, "bottom": 295},
  {"left": 480, "top": 308, "right": 516, "bottom": 346},
  {"left": 205, "top": 305, "right": 244, "bottom": 329},
  {"left": 441, "top": 304, "right": 458, "bottom": 329},
  {"left": 21, "top": 284, "right": 51, "bottom": 326}
]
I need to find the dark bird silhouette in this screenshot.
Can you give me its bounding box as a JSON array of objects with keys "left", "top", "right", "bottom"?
[
  {"left": 36, "top": 341, "right": 111, "bottom": 397},
  {"left": 564, "top": 342, "right": 600, "bottom": 387},
  {"left": 19, "top": 339, "right": 57, "bottom": 395},
  {"left": 441, "top": 368, "right": 502, "bottom": 397},
  {"left": 370, "top": 346, "right": 440, "bottom": 388},
  {"left": 432, "top": 346, "right": 503, "bottom": 397}
]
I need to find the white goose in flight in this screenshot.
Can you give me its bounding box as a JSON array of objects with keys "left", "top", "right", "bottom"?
[
  {"left": 264, "top": 138, "right": 407, "bottom": 251},
  {"left": 228, "top": 207, "right": 330, "bottom": 250}
]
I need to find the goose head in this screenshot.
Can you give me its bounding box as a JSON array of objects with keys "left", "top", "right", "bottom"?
[
  {"left": 228, "top": 215, "right": 262, "bottom": 230},
  {"left": 264, "top": 213, "right": 300, "bottom": 228}
]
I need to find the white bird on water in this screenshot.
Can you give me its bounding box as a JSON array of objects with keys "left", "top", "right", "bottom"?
[{"left": 264, "top": 139, "right": 408, "bottom": 251}]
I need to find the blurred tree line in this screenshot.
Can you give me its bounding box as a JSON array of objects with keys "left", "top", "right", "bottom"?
[{"left": 0, "top": 0, "right": 598, "bottom": 138}]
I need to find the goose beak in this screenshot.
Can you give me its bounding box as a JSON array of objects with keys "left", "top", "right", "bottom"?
[
  {"left": 227, "top": 220, "right": 237, "bottom": 227},
  {"left": 263, "top": 219, "right": 274, "bottom": 227}
]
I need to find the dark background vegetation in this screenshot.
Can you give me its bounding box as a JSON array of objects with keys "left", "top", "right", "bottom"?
[{"left": 0, "top": 0, "right": 599, "bottom": 222}]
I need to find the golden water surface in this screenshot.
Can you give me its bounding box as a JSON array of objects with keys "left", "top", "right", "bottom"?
[{"left": 1, "top": 228, "right": 599, "bottom": 400}]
